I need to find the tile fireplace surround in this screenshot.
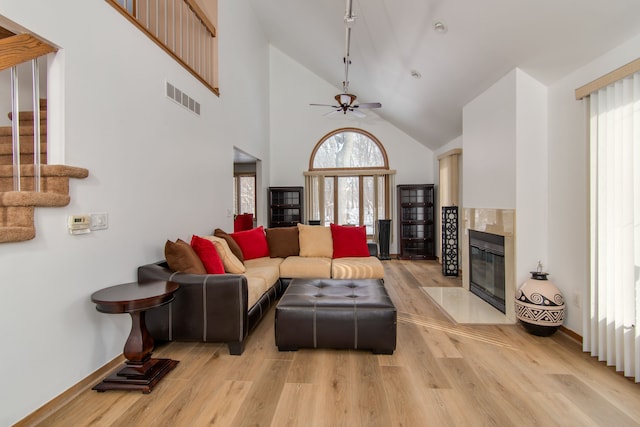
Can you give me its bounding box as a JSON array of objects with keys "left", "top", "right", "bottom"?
[{"left": 462, "top": 208, "right": 516, "bottom": 323}]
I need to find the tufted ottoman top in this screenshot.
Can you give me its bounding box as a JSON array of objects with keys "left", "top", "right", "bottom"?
[{"left": 277, "top": 278, "right": 394, "bottom": 309}]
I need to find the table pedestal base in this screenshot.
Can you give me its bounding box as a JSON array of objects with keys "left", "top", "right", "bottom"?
[{"left": 93, "top": 358, "right": 179, "bottom": 393}]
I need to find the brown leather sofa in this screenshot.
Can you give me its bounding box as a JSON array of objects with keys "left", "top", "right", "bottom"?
[
  {"left": 138, "top": 261, "right": 287, "bottom": 355},
  {"left": 137, "top": 243, "right": 383, "bottom": 356}
]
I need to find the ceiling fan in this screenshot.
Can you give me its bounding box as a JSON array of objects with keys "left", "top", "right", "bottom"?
[{"left": 310, "top": 0, "right": 381, "bottom": 118}]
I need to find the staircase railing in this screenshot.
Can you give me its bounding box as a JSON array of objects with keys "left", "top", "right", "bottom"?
[
  {"left": 106, "top": 0, "right": 218, "bottom": 95},
  {"left": 0, "top": 32, "right": 56, "bottom": 192}
]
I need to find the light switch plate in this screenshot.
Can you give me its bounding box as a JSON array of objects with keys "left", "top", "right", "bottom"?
[{"left": 90, "top": 212, "right": 108, "bottom": 231}]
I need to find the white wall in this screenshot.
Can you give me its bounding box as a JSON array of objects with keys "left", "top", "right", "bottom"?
[
  {"left": 269, "top": 47, "right": 435, "bottom": 253},
  {"left": 0, "top": 1, "right": 269, "bottom": 425},
  {"left": 462, "top": 70, "right": 517, "bottom": 209},
  {"left": 462, "top": 68, "right": 548, "bottom": 315},
  {"left": 514, "top": 70, "right": 548, "bottom": 287},
  {"left": 547, "top": 33, "right": 640, "bottom": 334}
]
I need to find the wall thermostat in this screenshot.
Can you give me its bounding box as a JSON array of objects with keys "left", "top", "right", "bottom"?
[{"left": 68, "top": 215, "right": 91, "bottom": 235}]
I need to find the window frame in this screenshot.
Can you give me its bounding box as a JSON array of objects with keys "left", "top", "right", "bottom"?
[
  {"left": 305, "top": 127, "right": 395, "bottom": 237},
  {"left": 233, "top": 172, "right": 256, "bottom": 217}
]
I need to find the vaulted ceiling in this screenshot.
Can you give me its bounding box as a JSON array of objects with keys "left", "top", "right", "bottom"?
[{"left": 248, "top": 0, "right": 640, "bottom": 150}]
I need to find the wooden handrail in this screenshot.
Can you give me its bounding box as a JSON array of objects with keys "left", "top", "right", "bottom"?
[
  {"left": 0, "top": 34, "right": 57, "bottom": 72},
  {"left": 184, "top": 0, "right": 216, "bottom": 38}
]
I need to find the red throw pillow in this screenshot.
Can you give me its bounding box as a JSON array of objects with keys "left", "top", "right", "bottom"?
[
  {"left": 230, "top": 226, "right": 270, "bottom": 260},
  {"left": 190, "top": 235, "right": 225, "bottom": 274},
  {"left": 330, "top": 224, "right": 370, "bottom": 258}
]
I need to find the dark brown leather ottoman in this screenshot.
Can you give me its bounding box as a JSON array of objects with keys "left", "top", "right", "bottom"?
[{"left": 275, "top": 278, "right": 396, "bottom": 354}]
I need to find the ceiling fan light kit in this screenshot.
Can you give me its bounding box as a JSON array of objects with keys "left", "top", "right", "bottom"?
[{"left": 310, "top": 0, "right": 381, "bottom": 117}]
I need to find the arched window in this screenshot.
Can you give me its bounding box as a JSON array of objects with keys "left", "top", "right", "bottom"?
[{"left": 305, "top": 128, "right": 395, "bottom": 236}]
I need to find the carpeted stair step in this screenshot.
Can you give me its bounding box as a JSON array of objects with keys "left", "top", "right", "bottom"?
[
  {"left": 0, "top": 102, "right": 49, "bottom": 166},
  {"left": 0, "top": 100, "right": 85, "bottom": 243},
  {"left": 0, "top": 135, "right": 47, "bottom": 147},
  {"left": 6, "top": 99, "right": 47, "bottom": 122},
  {"left": 7, "top": 110, "right": 47, "bottom": 123},
  {"left": 0, "top": 204, "right": 35, "bottom": 242},
  {"left": 0, "top": 123, "right": 48, "bottom": 165},
  {"left": 0, "top": 164, "right": 89, "bottom": 193},
  {"left": 0, "top": 191, "right": 71, "bottom": 208},
  {"left": 0, "top": 141, "right": 48, "bottom": 166},
  {"left": 0, "top": 225, "right": 36, "bottom": 243},
  {"left": 0, "top": 124, "right": 46, "bottom": 137},
  {"left": 0, "top": 163, "right": 88, "bottom": 243}
]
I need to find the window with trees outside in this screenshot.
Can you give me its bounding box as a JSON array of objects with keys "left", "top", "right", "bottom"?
[
  {"left": 233, "top": 174, "right": 256, "bottom": 217},
  {"left": 305, "top": 128, "right": 395, "bottom": 237}
]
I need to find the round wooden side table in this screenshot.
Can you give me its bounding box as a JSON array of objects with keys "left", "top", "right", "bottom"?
[{"left": 91, "top": 280, "right": 179, "bottom": 393}]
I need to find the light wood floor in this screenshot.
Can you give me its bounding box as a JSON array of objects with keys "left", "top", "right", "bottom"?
[{"left": 23, "top": 260, "right": 640, "bottom": 426}]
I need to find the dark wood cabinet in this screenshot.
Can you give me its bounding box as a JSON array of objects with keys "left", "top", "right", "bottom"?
[
  {"left": 397, "top": 184, "right": 436, "bottom": 260},
  {"left": 268, "top": 187, "right": 303, "bottom": 228}
]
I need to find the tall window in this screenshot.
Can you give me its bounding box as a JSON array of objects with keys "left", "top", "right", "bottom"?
[
  {"left": 305, "top": 128, "right": 394, "bottom": 237},
  {"left": 584, "top": 68, "right": 640, "bottom": 381},
  {"left": 233, "top": 174, "right": 255, "bottom": 216}
]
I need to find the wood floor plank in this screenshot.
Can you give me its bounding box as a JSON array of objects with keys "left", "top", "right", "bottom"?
[
  {"left": 32, "top": 390, "right": 140, "bottom": 427},
  {"left": 24, "top": 260, "right": 640, "bottom": 426},
  {"left": 153, "top": 350, "right": 250, "bottom": 425},
  {"left": 108, "top": 375, "right": 186, "bottom": 426},
  {"left": 380, "top": 365, "right": 453, "bottom": 426},
  {"left": 549, "top": 374, "right": 640, "bottom": 426},
  {"left": 533, "top": 392, "right": 602, "bottom": 427},
  {"left": 391, "top": 318, "right": 452, "bottom": 390},
  {"left": 285, "top": 349, "right": 330, "bottom": 384},
  {"left": 350, "top": 352, "right": 393, "bottom": 426},
  {"left": 191, "top": 380, "right": 253, "bottom": 426},
  {"left": 230, "top": 359, "right": 291, "bottom": 426},
  {"left": 415, "top": 321, "right": 463, "bottom": 359},
  {"left": 270, "top": 383, "right": 318, "bottom": 427},
  {"left": 438, "top": 357, "right": 521, "bottom": 426}
]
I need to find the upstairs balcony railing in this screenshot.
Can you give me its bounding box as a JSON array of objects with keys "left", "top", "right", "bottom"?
[{"left": 106, "top": 0, "right": 219, "bottom": 95}]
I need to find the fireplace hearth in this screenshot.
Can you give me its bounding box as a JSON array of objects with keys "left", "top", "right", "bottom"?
[{"left": 469, "top": 230, "right": 506, "bottom": 313}]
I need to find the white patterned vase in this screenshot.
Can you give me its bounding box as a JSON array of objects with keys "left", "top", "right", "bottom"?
[{"left": 514, "top": 270, "right": 565, "bottom": 337}]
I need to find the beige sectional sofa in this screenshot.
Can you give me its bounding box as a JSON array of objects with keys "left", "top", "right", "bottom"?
[{"left": 138, "top": 223, "right": 385, "bottom": 355}]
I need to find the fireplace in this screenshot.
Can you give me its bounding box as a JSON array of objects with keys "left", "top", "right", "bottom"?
[{"left": 469, "top": 230, "right": 506, "bottom": 313}]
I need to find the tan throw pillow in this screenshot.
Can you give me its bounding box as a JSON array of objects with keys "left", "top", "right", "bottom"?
[
  {"left": 297, "top": 224, "right": 333, "bottom": 258},
  {"left": 265, "top": 226, "right": 300, "bottom": 258},
  {"left": 165, "top": 239, "right": 206, "bottom": 274},
  {"left": 203, "top": 236, "right": 246, "bottom": 274},
  {"left": 214, "top": 228, "right": 245, "bottom": 263}
]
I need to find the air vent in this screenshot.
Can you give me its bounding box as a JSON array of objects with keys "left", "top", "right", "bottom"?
[{"left": 165, "top": 81, "right": 201, "bottom": 115}]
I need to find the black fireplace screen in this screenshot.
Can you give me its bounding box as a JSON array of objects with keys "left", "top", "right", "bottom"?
[{"left": 469, "top": 230, "right": 506, "bottom": 313}]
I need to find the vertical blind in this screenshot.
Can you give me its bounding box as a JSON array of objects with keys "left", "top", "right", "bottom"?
[{"left": 587, "top": 71, "right": 640, "bottom": 381}]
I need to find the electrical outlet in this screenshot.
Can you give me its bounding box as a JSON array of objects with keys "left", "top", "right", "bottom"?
[{"left": 90, "top": 212, "right": 109, "bottom": 231}]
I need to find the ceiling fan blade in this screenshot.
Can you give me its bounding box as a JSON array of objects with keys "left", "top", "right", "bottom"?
[
  {"left": 355, "top": 102, "right": 382, "bottom": 109},
  {"left": 323, "top": 109, "right": 343, "bottom": 117},
  {"left": 349, "top": 108, "right": 367, "bottom": 118},
  {"left": 310, "top": 103, "right": 340, "bottom": 107}
]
